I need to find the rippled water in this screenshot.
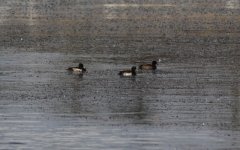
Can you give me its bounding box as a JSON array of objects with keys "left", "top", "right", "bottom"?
[{"left": 0, "top": 0, "right": 240, "bottom": 149}]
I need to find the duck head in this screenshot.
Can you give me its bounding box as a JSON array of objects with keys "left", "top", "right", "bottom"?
[
  {"left": 78, "top": 63, "right": 84, "bottom": 69},
  {"left": 131, "top": 66, "right": 137, "bottom": 75},
  {"left": 152, "top": 61, "right": 157, "bottom": 65}
]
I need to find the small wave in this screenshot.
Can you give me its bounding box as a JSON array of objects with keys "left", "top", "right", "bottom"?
[{"left": 8, "top": 141, "right": 25, "bottom": 145}]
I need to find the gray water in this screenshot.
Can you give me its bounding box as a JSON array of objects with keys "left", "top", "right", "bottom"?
[{"left": 0, "top": 0, "right": 240, "bottom": 149}]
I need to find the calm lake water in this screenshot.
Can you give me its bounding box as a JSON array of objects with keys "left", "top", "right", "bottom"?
[{"left": 0, "top": 0, "right": 240, "bottom": 149}]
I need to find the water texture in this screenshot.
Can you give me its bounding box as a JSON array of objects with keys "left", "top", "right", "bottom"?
[{"left": 0, "top": 0, "right": 240, "bottom": 149}]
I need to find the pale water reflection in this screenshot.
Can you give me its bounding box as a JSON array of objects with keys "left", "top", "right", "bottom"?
[
  {"left": 226, "top": 0, "right": 240, "bottom": 9},
  {"left": 103, "top": 4, "right": 175, "bottom": 8},
  {"left": 103, "top": 3, "right": 175, "bottom": 19}
]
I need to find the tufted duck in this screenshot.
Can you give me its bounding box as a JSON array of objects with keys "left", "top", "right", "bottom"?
[
  {"left": 139, "top": 61, "right": 157, "bottom": 70},
  {"left": 118, "top": 66, "right": 137, "bottom": 76}
]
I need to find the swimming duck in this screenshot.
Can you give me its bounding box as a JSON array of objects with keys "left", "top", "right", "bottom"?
[
  {"left": 67, "top": 63, "right": 86, "bottom": 73},
  {"left": 118, "top": 66, "right": 137, "bottom": 76},
  {"left": 139, "top": 61, "right": 157, "bottom": 70}
]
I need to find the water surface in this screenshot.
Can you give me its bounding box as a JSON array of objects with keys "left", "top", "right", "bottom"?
[{"left": 0, "top": 0, "right": 240, "bottom": 149}]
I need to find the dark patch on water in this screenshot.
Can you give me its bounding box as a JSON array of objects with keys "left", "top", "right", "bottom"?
[{"left": 7, "top": 142, "right": 25, "bottom": 145}]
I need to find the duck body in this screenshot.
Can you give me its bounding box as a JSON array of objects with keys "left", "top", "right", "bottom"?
[
  {"left": 118, "top": 66, "right": 136, "bottom": 77},
  {"left": 67, "top": 67, "right": 86, "bottom": 72},
  {"left": 67, "top": 63, "right": 86, "bottom": 73},
  {"left": 139, "top": 61, "right": 157, "bottom": 70}
]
